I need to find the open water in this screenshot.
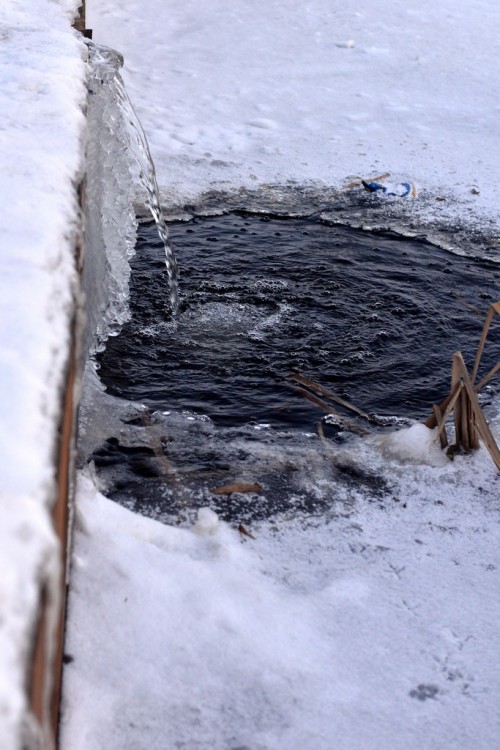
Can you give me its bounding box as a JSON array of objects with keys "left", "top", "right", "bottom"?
[
  {"left": 87, "top": 214, "right": 499, "bottom": 523},
  {"left": 98, "top": 214, "right": 498, "bottom": 427}
]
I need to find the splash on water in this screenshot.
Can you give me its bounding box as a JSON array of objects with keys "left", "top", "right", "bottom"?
[{"left": 84, "top": 41, "right": 178, "bottom": 354}]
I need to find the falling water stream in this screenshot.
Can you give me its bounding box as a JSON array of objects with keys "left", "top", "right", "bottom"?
[{"left": 111, "top": 70, "right": 179, "bottom": 315}]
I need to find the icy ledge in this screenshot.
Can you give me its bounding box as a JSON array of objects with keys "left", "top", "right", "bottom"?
[
  {"left": 82, "top": 40, "right": 178, "bottom": 357},
  {"left": 0, "top": 1, "right": 87, "bottom": 748}
]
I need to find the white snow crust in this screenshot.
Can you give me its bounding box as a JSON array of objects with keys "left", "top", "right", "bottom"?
[
  {"left": 62, "top": 447, "right": 500, "bottom": 749},
  {"left": 0, "top": 1, "right": 86, "bottom": 747},
  {"left": 88, "top": 0, "right": 500, "bottom": 228}
]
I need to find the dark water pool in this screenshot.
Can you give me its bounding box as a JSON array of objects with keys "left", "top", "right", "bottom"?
[{"left": 97, "top": 214, "right": 499, "bottom": 430}]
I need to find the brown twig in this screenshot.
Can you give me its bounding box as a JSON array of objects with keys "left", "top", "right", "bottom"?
[
  {"left": 289, "top": 372, "right": 371, "bottom": 420},
  {"left": 238, "top": 524, "right": 256, "bottom": 540},
  {"left": 285, "top": 382, "right": 366, "bottom": 434}
]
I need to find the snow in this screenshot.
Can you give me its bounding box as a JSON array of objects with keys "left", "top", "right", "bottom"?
[
  {"left": 62, "top": 449, "right": 500, "bottom": 749},
  {"left": 58, "top": 0, "right": 500, "bottom": 747},
  {"left": 87, "top": 0, "right": 500, "bottom": 232},
  {"left": 1, "top": 0, "right": 497, "bottom": 747},
  {"left": 0, "top": 1, "right": 86, "bottom": 747},
  {"left": 379, "top": 423, "right": 450, "bottom": 467}
]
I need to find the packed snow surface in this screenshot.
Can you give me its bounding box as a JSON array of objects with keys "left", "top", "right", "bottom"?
[
  {"left": 63, "top": 445, "right": 500, "bottom": 749},
  {"left": 60, "top": 0, "right": 500, "bottom": 748},
  {"left": 88, "top": 0, "right": 500, "bottom": 227},
  {"left": 0, "top": 1, "right": 86, "bottom": 747}
]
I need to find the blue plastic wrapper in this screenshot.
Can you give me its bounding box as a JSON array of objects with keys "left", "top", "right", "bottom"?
[{"left": 361, "top": 179, "right": 416, "bottom": 197}]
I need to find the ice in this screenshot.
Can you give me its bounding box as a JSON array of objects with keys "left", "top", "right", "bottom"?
[
  {"left": 87, "top": 0, "right": 500, "bottom": 237},
  {"left": 61, "top": 455, "right": 500, "bottom": 750},
  {"left": 83, "top": 43, "right": 138, "bottom": 353},
  {"left": 378, "top": 423, "right": 450, "bottom": 467},
  {"left": 83, "top": 42, "right": 178, "bottom": 356}
]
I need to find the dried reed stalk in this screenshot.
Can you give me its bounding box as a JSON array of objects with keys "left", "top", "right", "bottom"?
[{"left": 425, "top": 302, "right": 500, "bottom": 470}]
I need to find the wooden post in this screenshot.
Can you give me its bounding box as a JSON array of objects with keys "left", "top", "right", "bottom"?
[
  {"left": 451, "top": 353, "right": 465, "bottom": 448},
  {"left": 73, "top": 3, "right": 86, "bottom": 33},
  {"left": 73, "top": 2, "right": 92, "bottom": 39}
]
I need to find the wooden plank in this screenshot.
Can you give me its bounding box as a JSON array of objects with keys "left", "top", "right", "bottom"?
[
  {"left": 51, "top": 341, "right": 77, "bottom": 744},
  {"left": 427, "top": 382, "right": 462, "bottom": 432},
  {"left": 29, "top": 586, "right": 49, "bottom": 742},
  {"left": 437, "top": 383, "right": 462, "bottom": 432},
  {"left": 29, "top": 335, "right": 78, "bottom": 749},
  {"left": 425, "top": 389, "right": 455, "bottom": 428}
]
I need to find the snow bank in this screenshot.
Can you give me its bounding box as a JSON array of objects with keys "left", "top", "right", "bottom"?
[
  {"left": 0, "top": 1, "right": 86, "bottom": 747},
  {"left": 61, "top": 458, "right": 500, "bottom": 749}
]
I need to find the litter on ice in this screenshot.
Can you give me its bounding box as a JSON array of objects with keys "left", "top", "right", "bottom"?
[
  {"left": 345, "top": 173, "right": 417, "bottom": 198},
  {"left": 362, "top": 179, "right": 417, "bottom": 197}
]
